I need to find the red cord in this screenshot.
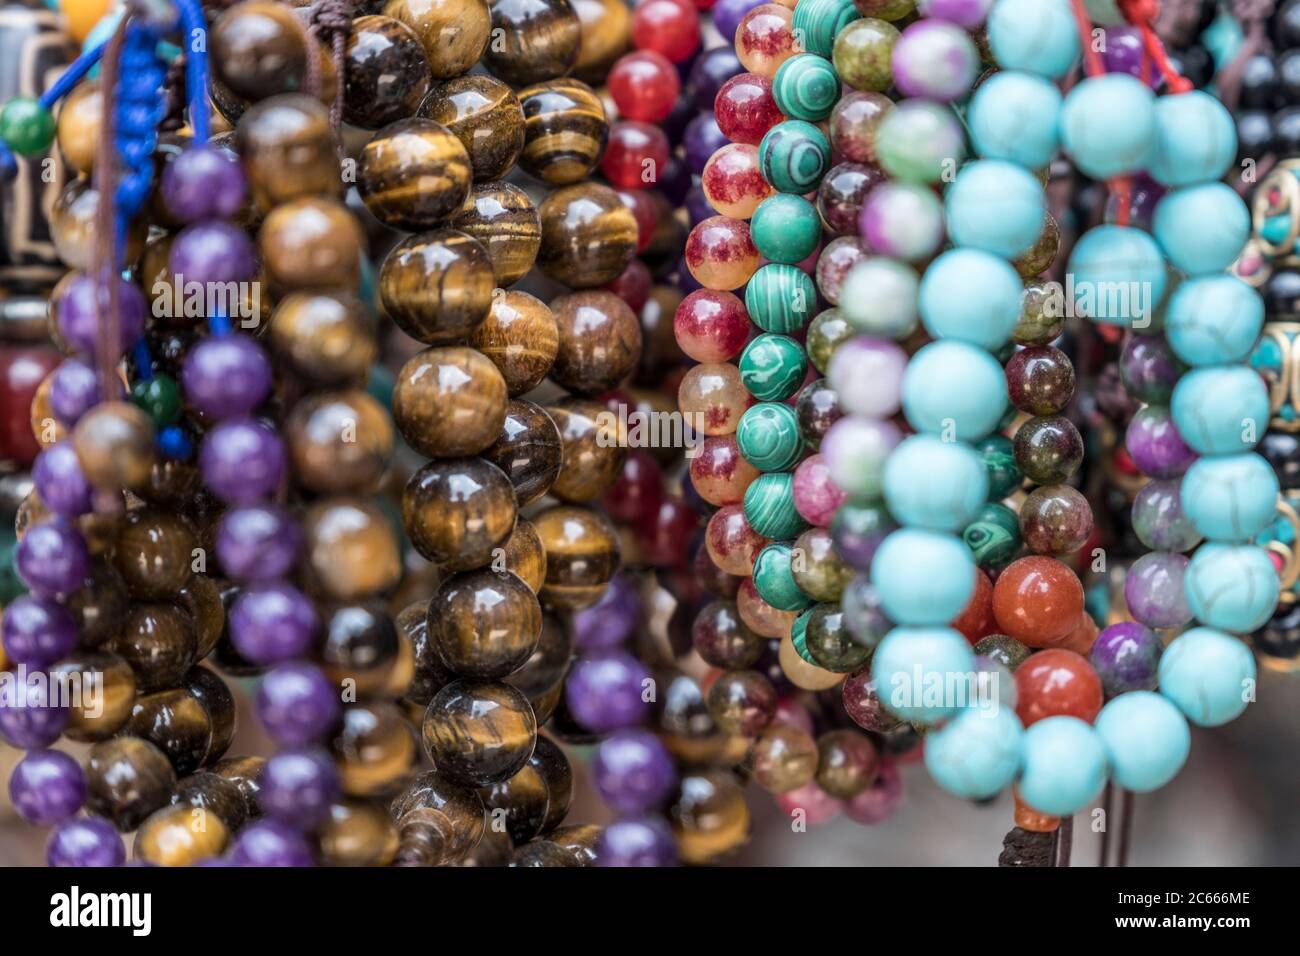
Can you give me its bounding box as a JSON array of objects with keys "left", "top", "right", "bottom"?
[
  {"left": 1068, "top": 0, "right": 1106, "bottom": 77},
  {"left": 1118, "top": 0, "right": 1193, "bottom": 93}
]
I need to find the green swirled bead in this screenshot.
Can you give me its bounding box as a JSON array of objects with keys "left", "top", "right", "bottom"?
[
  {"left": 750, "top": 197, "right": 822, "bottom": 266},
  {"left": 791, "top": 608, "right": 818, "bottom": 664},
  {"left": 792, "top": 0, "right": 861, "bottom": 57},
  {"left": 744, "top": 471, "right": 809, "bottom": 540},
  {"left": 806, "top": 308, "right": 854, "bottom": 374},
  {"left": 740, "top": 333, "right": 808, "bottom": 401},
  {"left": 962, "top": 502, "right": 1022, "bottom": 569},
  {"left": 772, "top": 53, "right": 841, "bottom": 121},
  {"left": 758, "top": 120, "right": 831, "bottom": 194},
  {"left": 745, "top": 261, "right": 817, "bottom": 331},
  {"left": 737, "top": 402, "right": 804, "bottom": 472},
  {"left": 753, "top": 542, "right": 814, "bottom": 611},
  {"left": 976, "top": 434, "right": 1023, "bottom": 500}
]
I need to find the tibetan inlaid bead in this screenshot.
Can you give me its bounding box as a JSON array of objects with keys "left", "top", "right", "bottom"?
[
  {"left": 49, "top": 651, "right": 136, "bottom": 741},
  {"left": 343, "top": 16, "right": 432, "bottom": 130},
  {"left": 302, "top": 498, "right": 403, "bottom": 602},
  {"left": 134, "top": 803, "right": 228, "bottom": 866},
  {"left": 451, "top": 182, "right": 542, "bottom": 286},
  {"left": 402, "top": 457, "right": 518, "bottom": 570},
  {"left": 106, "top": 603, "right": 197, "bottom": 694},
  {"left": 430, "top": 569, "right": 542, "bottom": 679},
  {"left": 286, "top": 389, "right": 394, "bottom": 494},
  {"left": 357, "top": 119, "right": 473, "bottom": 231},
  {"left": 740, "top": 333, "right": 808, "bottom": 402},
  {"left": 772, "top": 54, "right": 840, "bottom": 122},
  {"left": 319, "top": 602, "right": 401, "bottom": 696},
  {"left": 86, "top": 736, "right": 177, "bottom": 832},
  {"left": 963, "top": 502, "right": 1022, "bottom": 569},
  {"left": 484, "top": 0, "right": 582, "bottom": 86},
  {"left": 379, "top": 229, "right": 495, "bottom": 344},
  {"left": 758, "top": 120, "right": 831, "bottom": 194},
  {"left": 481, "top": 399, "right": 564, "bottom": 506},
  {"left": 745, "top": 262, "right": 817, "bottom": 333},
  {"left": 393, "top": 346, "right": 508, "bottom": 458},
  {"left": 383, "top": 0, "right": 492, "bottom": 79},
  {"left": 422, "top": 680, "right": 538, "bottom": 786},
  {"left": 537, "top": 183, "right": 638, "bottom": 288},
  {"left": 332, "top": 700, "right": 417, "bottom": 796},
  {"left": 792, "top": 0, "right": 861, "bottom": 58},
  {"left": 259, "top": 198, "right": 362, "bottom": 291},
  {"left": 533, "top": 505, "right": 620, "bottom": 608},
  {"left": 469, "top": 290, "right": 558, "bottom": 395},
  {"left": 420, "top": 75, "right": 526, "bottom": 183},
  {"left": 517, "top": 78, "right": 609, "bottom": 185},
  {"left": 235, "top": 95, "right": 342, "bottom": 213},
  {"left": 112, "top": 507, "right": 197, "bottom": 601},
  {"left": 550, "top": 290, "right": 643, "bottom": 395},
  {"left": 545, "top": 397, "right": 628, "bottom": 503},
  {"left": 269, "top": 292, "right": 377, "bottom": 387},
  {"left": 744, "top": 471, "right": 808, "bottom": 540},
  {"left": 752, "top": 542, "right": 813, "bottom": 611},
  {"left": 737, "top": 401, "right": 804, "bottom": 472},
  {"left": 501, "top": 518, "right": 548, "bottom": 593}
]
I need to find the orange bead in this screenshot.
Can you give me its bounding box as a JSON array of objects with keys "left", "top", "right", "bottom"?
[
  {"left": 1013, "top": 786, "right": 1059, "bottom": 832},
  {"left": 62, "top": 0, "right": 116, "bottom": 43},
  {"left": 951, "top": 568, "right": 994, "bottom": 644},
  {"left": 990, "top": 556, "right": 1084, "bottom": 648},
  {"left": 1014, "top": 648, "right": 1103, "bottom": 727},
  {"left": 1056, "top": 611, "right": 1100, "bottom": 656}
]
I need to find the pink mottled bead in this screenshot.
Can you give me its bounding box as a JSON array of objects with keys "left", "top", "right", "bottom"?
[
  {"left": 827, "top": 336, "right": 907, "bottom": 418},
  {"left": 792, "top": 453, "right": 847, "bottom": 526},
  {"left": 776, "top": 779, "right": 844, "bottom": 824},
  {"left": 772, "top": 696, "right": 816, "bottom": 735},
  {"left": 816, "top": 236, "right": 871, "bottom": 304},
  {"left": 842, "top": 760, "right": 904, "bottom": 824},
  {"left": 891, "top": 21, "right": 979, "bottom": 102}
]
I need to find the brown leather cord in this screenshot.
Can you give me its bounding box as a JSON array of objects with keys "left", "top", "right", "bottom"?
[{"left": 92, "top": 16, "right": 131, "bottom": 403}]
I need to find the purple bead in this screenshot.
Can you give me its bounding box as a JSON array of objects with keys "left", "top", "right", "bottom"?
[
  {"left": 684, "top": 112, "right": 728, "bottom": 174},
  {"left": 182, "top": 334, "right": 274, "bottom": 420},
  {"left": 1099, "top": 27, "right": 1162, "bottom": 87},
  {"left": 686, "top": 184, "right": 713, "bottom": 226},
  {"left": 229, "top": 819, "right": 315, "bottom": 866},
  {"left": 592, "top": 728, "right": 678, "bottom": 814},
  {"left": 1124, "top": 551, "right": 1194, "bottom": 630},
  {"left": 199, "top": 417, "right": 286, "bottom": 504},
  {"left": 1125, "top": 405, "right": 1196, "bottom": 479},
  {"left": 32, "top": 443, "right": 93, "bottom": 517},
  {"left": 0, "top": 672, "right": 69, "bottom": 747},
  {"left": 216, "top": 505, "right": 302, "bottom": 581},
  {"left": 9, "top": 749, "right": 86, "bottom": 824},
  {"left": 1131, "top": 478, "right": 1202, "bottom": 553},
  {"left": 1119, "top": 332, "right": 1183, "bottom": 404},
  {"left": 56, "top": 273, "right": 145, "bottom": 358},
  {"left": 656, "top": 153, "right": 693, "bottom": 206},
  {"left": 843, "top": 760, "right": 904, "bottom": 824},
  {"left": 572, "top": 574, "right": 639, "bottom": 650},
  {"left": 1105, "top": 170, "right": 1166, "bottom": 228},
  {"left": 255, "top": 663, "right": 340, "bottom": 746},
  {"left": 564, "top": 650, "right": 652, "bottom": 733},
  {"left": 712, "top": 0, "right": 765, "bottom": 43},
  {"left": 257, "top": 748, "right": 340, "bottom": 827},
  {"left": 47, "top": 815, "right": 125, "bottom": 867},
  {"left": 160, "top": 145, "right": 248, "bottom": 223},
  {"left": 831, "top": 506, "right": 897, "bottom": 572},
  {"left": 892, "top": 21, "right": 979, "bottom": 102},
  {"left": 595, "top": 816, "right": 679, "bottom": 867},
  {"left": 686, "top": 46, "right": 743, "bottom": 112},
  {"left": 168, "top": 219, "right": 258, "bottom": 287},
  {"left": 917, "top": 0, "right": 992, "bottom": 28},
  {"left": 48, "top": 359, "right": 101, "bottom": 425},
  {"left": 1089, "top": 621, "right": 1163, "bottom": 697},
  {"left": 15, "top": 520, "right": 89, "bottom": 597},
  {"left": 230, "top": 582, "right": 319, "bottom": 664},
  {"left": 1, "top": 595, "right": 78, "bottom": 666}
]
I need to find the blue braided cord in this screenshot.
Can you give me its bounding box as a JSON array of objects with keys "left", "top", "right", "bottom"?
[
  {"left": 132, "top": 338, "right": 155, "bottom": 381},
  {"left": 38, "top": 40, "right": 108, "bottom": 110},
  {"left": 112, "top": 20, "right": 168, "bottom": 220},
  {"left": 157, "top": 425, "right": 194, "bottom": 460},
  {"left": 173, "top": 0, "right": 211, "bottom": 143},
  {"left": 0, "top": 142, "right": 16, "bottom": 181},
  {"left": 209, "top": 313, "right": 233, "bottom": 337}
]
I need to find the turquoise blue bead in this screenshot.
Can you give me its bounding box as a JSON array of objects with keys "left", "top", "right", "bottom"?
[
  {"left": 882, "top": 435, "right": 988, "bottom": 533},
  {"left": 1184, "top": 543, "right": 1279, "bottom": 633},
  {"left": 1018, "top": 716, "right": 1108, "bottom": 815},
  {"left": 902, "top": 340, "right": 1008, "bottom": 441},
  {"left": 758, "top": 120, "right": 831, "bottom": 194},
  {"left": 791, "top": 0, "right": 860, "bottom": 58},
  {"left": 1180, "top": 453, "right": 1279, "bottom": 542},
  {"left": 1153, "top": 183, "right": 1251, "bottom": 276},
  {"left": 743, "top": 472, "right": 809, "bottom": 540},
  {"left": 1148, "top": 91, "right": 1237, "bottom": 188},
  {"left": 1164, "top": 275, "right": 1264, "bottom": 366},
  {"left": 967, "top": 70, "right": 1063, "bottom": 169},
  {"left": 945, "top": 160, "right": 1046, "bottom": 260},
  {"left": 1158, "top": 627, "right": 1256, "bottom": 726},
  {"left": 1094, "top": 691, "right": 1190, "bottom": 792},
  {"left": 739, "top": 333, "right": 808, "bottom": 401},
  {"left": 772, "top": 54, "right": 840, "bottom": 122},
  {"left": 744, "top": 261, "right": 817, "bottom": 330},
  {"left": 870, "top": 529, "right": 975, "bottom": 626},
  {"left": 752, "top": 542, "right": 813, "bottom": 612},
  {"left": 750, "top": 196, "right": 822, "bottom": 266},
  {"left": 919, "top": 248, "right": 1023, "bottom": 350},
  {"left": 924, "top": 706, "right": 1024, "bottom": 800},
  {"left": 1171, "top": 365, "right": 1269, "bottom": 455},
  {"left": 987, "top": 0, "right": 1080, "bottom": 79},
  {"left": 1061, "top": 74, "right": 1156, "bottom": 180},
  {"left": 736, "top": 402, "right": 804, "bottom": 472},
  {"left": 1066, "top": 225, "right": 1169, "bottom": 327},
  {"left": 870, "top": 626, "right": 977, "bottom": 724}
]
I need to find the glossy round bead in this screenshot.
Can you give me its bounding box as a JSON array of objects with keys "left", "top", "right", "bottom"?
[
  {"left": 945, "top": 160, "right": 1045, "bottom": 260},
  {"left": 674, "top": 290, "right": 750, "bottom": 363},
  {"left": 828, "top": 90, "right": 891, "bottom": 166},
  {"left": 792, "top": 0, "right": 860, "bottom": 57},
  {"left": 481, "top": 0, "right": 581, "bottom": 85},
  {"left": 963, "top": 503, "right": 1022, "bottom": 568},
  {"left": 1159, "top": 627, "right": 1255, "bottom": 727},
  {"left": 0, "top": 96, "right": 54, "bottom": 156},
  {"left": 751, "top": 724, "right": 818, "bottom": 793},
  {"left": 15, "top": 519, "right": 88, "bottom": 598},
  {"left": 1065, "top": 224, "right": 1167, "bottom": 326},
  {"left": 592, "top": 728, "right": 677, "bottom": 814},
  {"left": 882, "top": 435, "right": 987, "bottom": 533},
  {"left": 902, "top": 340, "right": 1007, "bottom": 441},
  {"left": 714, "top": 72, "right": 784, "bottom": 147},
  {"left": 735, "top": 3, "right": 797, "bottom": 77},
  {"left": 1006, "top": 344, "right": 1075, "bottom": 416},
  {"left": 516, "top": 78, "right": 608, "bottom": 185},
  {"left": 32, "top": 443, "right": 92, "bottom": 518},
  {"left": 1180, "top": 453, "right": 1278, "bottom": 543},
  {"left": 256, "top": 663, "right": 340, "bottom": 747},
  {"left": 806, "top": 308, "right": 854, "bottom": 372},
  {"left": 450, "top": 182, "right": 541, "bottom": 287},
  {"left": 259, "top": 197, "right": 362, "bottom": 291},
  {"left": 692, "top": 598, "right": 764, "bottom": 669},
  {"left": 609, "top": 50, "right": 680, "bottom": 122},
  {"left": 632, "top": 0, "right": 700, "bottom": 61},
  {"left": 743, "top": 471, "right": 807, "bottom": 540},
  {"left": 736, "top": 402, "right": 803, "bottom": 472},
  {"left": 976, "top": 434, "right": 1021, "bottom": 500},
  {"left": 893, "top": 19, "right": 977, "bottom": 100},
  {"left": 382, "top": 0, "right": 490, "bottom": 77},
  {"left": 430, "top": 569, "right": 541, "bottom": 679},
  {"left": 402, "top": 457, "right": 517, "bottom": 569},
  {"left": 874, "top": 99, "right": 965, "bottom": 184},
  {"left": 751, "top": 542, "right": 812, "bottom": 611},
  {"left": 546, "top": 397, "right": 626, "bottom": 503},
  {"left": 870, "top": 529, "right": 974, "bottom": 626},
  {"left": 600, "top": 121, "right": 670, "bottom": 190},
  {"left": 820, "top": 416, "right": 900, "bottom": 500},
  {"left": 827, "top": 337, "right": 903, "bottom": 419},
  {"left": 56, "top": 273, "right": 145, "bottom": 359},
  {"left": 827, "top": 17, "right": 897, "bottom": 93},
  {"left": 968, "top": 69, "right": 1063, "bottom": 168},
  {"left": 47, "top": 816, "right": 125, "bottom": 868},
  {"left": 839, "top": 257, "right": 920, "bottom": 338},
  {"left": 739, "top": 333, "right": 807, "bottom": 401},
  {"left": 772, "top": 53, "right": 839, "bottom": 121},
  {"left": 1014, "top": 648, "right": 1102, "bottom": 727},
  {"left": 285, "top": 390, "right": 393, "bottom": 495},
  {"left": 533, "top": 505, "right": 620, "bottom": 608},
  {"left": 706, "top": 504, "right": 769, "bottom": 576},
  {"left": 701, "top": 143, "right": 772, "bottom": 220},
  {"left": 1018, "top": 716, "right": 1106, "bottom": 815},
  {"left": 357, "top": 119, "right": 473, "bottom": 231},
  {"left": 379, "top": 229, "right": 494, "bottom": 343},
  {"left": 758, "top": 120, "right": 830, "bottom": 194},
  {"left": 463, "top": 292, "right": 555, "bottom": 396},
  {"left": 871, "top": 625, "right": 976, "bottom": 723},
  {"left": 566, "top": 649, "right": 651, "bottom": 732},
  {"left": 537, "top": 183, "right": 638, "bottom": 288},
  {"left": 679, "top": 362, "right": 751, "bottom": 435},
  {"left": 1089, "top": 621, "right": 1161, "bottom": 697},
  {"left": 1171, "top": 366, "right": 1268, "bottom": 456},
  {"left": 986, "top": 0, "right": 1079, "bottom": 79},
  {"left": 1014, "top": 415, "right": 1083, "bottom": 485},
  {"left": 1093, "top": 691, "right": 1190, "bottom": 793},
  {"left": 1153, "top": 183, "right": 1250, "bottom": 276},
  {"left": 1164, "top": 276, "right": 1263, "bottom": 368},
  {"left": 1148, "top": 90, "right": 1236, "bottom": 187},
  {"left": 745, "top": 263, "right": 816, "bottom": 335},
  {"left": 1125, "top": 405, "right": 1195, "bottom": 479},
  {"left": 991, "top": 556, "right": 1084, "bottom": 648},
  {"left": 1019, "top": 484, "right": 1091, "bottom": 555},
  {"left": 691, "top": 435, "right": 761, "bottom": 506},
  {"left": 925, "top": 706, "right": 1023, "bottom": 799},
  {"left": 858, "top": 182, "right": 944, "bottom": 263},
  {"left": 1061, "top": 74, "right": 1155, "bottom": 180},
  {"left": 300, "top": 500, "right": 402, "bottom": 603},
  {"left": 550, "top": 291, "right": 640, "bottom": 394},
  {"left": 421, "top": 680, "right": 536, "bottom": 787},
  {"left": 1131, "top": 478, "right": 1201, "bottom": 553},
  {"left": 919, "top": 248, "right": 1023, "bottom": 350},
  {"left": 750, "top": 195, "right": 821, "bottom": 265},
  {"left": 482, "top": 399, "right": 564, "bottom": 507},
  {"left": 1184, "top": 544, "right": 1279, "bottom": 634}
]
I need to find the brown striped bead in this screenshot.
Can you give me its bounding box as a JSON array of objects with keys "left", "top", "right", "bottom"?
[
  {"left": 550, "top": 289, "right": 643, "bottom": 395},
  {"left": 212, "top": 2, "right": 332, "bottom": 106},
  {"left": 383, "top": 0, "right": 492, "bottom": 79},
  {"left": 378, "top": 228, "right": 494, "bottom": 344},
  {"left": 106, "top": 603, "right": 197, "bottom": 694},
  {"left": 402, "top": 457, "right": 518, "bottom": 570},
  {"left": 517, "top": 78, "right": 608, "bottom": 185},
  {"left": 236, "top": 94, "right": 342, "bottom": 213},
  {"left": 537, "top": 182, "right": 637, "bottom": 287},
  {"left": 481, "top": 399, "right": 564, "bottom": 506},
  {"left": 419, "top": 75, "right": 525, "bottom": 182},
  {"left": 259, "top": 197, "right": 362, "bottom": 290},
  {"left": 421, "top": 680, "right": 537, "bottom": 786},
  {"left": 501, "top": 517, "right": 548, "bottom": 593},
  {"left": 506, "top": 613, "right": 574, "bottom": 720},
  {"left": 318, "top": 798, "right": 400, "bottom": 866},
  {"left": 286, "top": 389, "right": 394, "bottom": 494},
  {"left": 357, "top": 118, "right": 472, "bottom": 231},
  {"left": 343, "top": 15, "right": 431, "bottom": 129},
  {"left": 532, "top": 505, "right": 620, "bottom": 608},
  {"left": 392, "top": 346, "right": 507, "bottom": 458},
  {"left": 545, "top": 396, "right": 627, "bottom": 503},
  {"left": 49, "top": 651, "right": 136, "bottom": 742},
  {"left": 429, "top": 568, "right": 541, "bottom": 679},
  {"left": 269, "top": 292, "right": 377, "bottom": 386},
  {"left": 302, "top": 498, "right": 403, "bottom": 602},
  {"left": 468, "top": 289, "right": 557, "bottom": 395},
  {"left": 450, "top": 182, "right": 541, "bottom": 287},
  {"left": 571, "top": 0, "right": 632, "bottom": 84},
  {"left": 112, "top": 507, "right": 197, "bottom": 602},
  {"left": 484, "top": 0, "right": 582, "bottom": 86},
  {"left": 332, "top": 700, "right": 417, "bottom": 796}
]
